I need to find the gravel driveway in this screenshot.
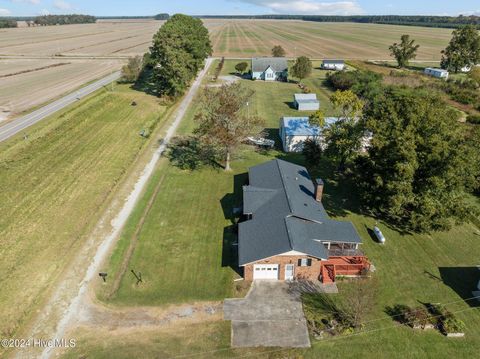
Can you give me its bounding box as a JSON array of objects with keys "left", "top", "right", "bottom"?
[{"left": 224, "top": 281, "right": 311, "bottom": 348}]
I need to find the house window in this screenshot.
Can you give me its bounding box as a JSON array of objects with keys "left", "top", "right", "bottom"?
[{"left": 298, "top": 258, "right": 312, "bottom": 267}]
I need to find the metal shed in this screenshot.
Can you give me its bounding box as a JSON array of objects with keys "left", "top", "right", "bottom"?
[{"left": 294, "top": 93, "right": 320, "bottom": 111}]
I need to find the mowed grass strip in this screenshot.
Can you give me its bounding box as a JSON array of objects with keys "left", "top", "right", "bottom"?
[{"left": 0, "top": 85, "right": 166, "bottom": 336}]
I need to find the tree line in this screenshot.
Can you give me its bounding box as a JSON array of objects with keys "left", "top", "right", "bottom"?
[
  {"left": 0, "top": 19, "right": 17, "bottom": 28},
  {"left": 33, "top": 14, "right": 96, "bottom": 26},
  {"left": 154, "top": 13, "right": 170, "bottom": 20},
  {"left": 199, "top": 15, "right": 480, "bottom": 29}
]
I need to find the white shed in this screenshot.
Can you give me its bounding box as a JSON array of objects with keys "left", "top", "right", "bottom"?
[
  {"left": 279, "top": 117, "right": 338, "bottom": 152},
  {"left": 321, "top": 59, "right": 345, "bottom": 71},
  {"left": 279, "top": 117, "right": 373, "bottom": 153},
  {"left": 424, "top": 67, "right": 449, "bottom": 79},
  {"left": 294, "top": 93, "right": 320, "bottom": 111}
]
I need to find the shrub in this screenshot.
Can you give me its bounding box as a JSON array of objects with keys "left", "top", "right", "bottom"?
[
  {"left": 443, "top": 81, "right": 480, "bottom": 105},
  {"left": 450, "top": 88, "right": 479, "bottom": 105},
  {"left": 235, "top": 62, "right": 248, "bottom": 74},
  {"left": 327, "top": 71, "right": 356, "bottom": 90},
  {"left": 467, "top": 114, "right": 480, "bottom": 124},
  {"left": 120, "top": 56, "right": 143, "bottom": 83},
  {"left": 326, "top": 70, "right": 383, "bottom": 100},
  {"left": 404, "top": 307, "right": 431, "bottom": 328},
  {"left": 213, "top": 57, "right": 225, "bottom": 81},
  {"left": 427, "top": 304, "right": 466, "bottom": 334},
  {"left": 442, "top": 316, "right": 466, "bottom": 334}
]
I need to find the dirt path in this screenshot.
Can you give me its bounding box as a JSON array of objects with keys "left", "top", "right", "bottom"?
[
  {"left": 76, "top": 297, "right": 222, "bottom": 330},
  {"left": 13, "top": 58, "right": 214, "bottom": 359}
]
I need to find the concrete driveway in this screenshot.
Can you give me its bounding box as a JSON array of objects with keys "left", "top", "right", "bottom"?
[{"left": 224, "top": 281, "right": 311, "bottom": 348}]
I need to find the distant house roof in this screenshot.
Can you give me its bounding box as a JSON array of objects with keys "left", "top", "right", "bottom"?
[
  {"left": 238, "top": 159, "right": 362, "bottom": 266},
  {"left": 323, "top": 59, "right": 345, "bottom": 64},
  {"left": 294, "top": 93, "right": 319, "bottom": 104},
  {"left": 251, "top": 57, "right": 288, "bottom": 73},
  {"left": 281, "top": 117, "right": 339, "bottom": 136}
]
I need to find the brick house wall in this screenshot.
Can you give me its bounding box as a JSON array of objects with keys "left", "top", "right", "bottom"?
[{"left": 243, "top": 255, "right": 323, "bottom": 281}]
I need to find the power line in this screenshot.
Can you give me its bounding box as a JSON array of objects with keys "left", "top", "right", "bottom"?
[{"left": 165, "top": 295, "right": 480, "bottom": 359}]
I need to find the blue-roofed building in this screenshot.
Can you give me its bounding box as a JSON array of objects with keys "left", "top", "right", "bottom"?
[
  {"left": 279, "top": 117, "right": 373, "bottom": 153},
  {"left": 279, "top": 116, "right": 339, "bottom": 152}
]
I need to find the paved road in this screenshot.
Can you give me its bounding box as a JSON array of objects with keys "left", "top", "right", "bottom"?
[{"left": 0, "top": 71, "right": 121, "bottom": 143}]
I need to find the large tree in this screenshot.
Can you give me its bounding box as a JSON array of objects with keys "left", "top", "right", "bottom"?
[
  {"left": 389, "top": 35, "right": 420, "bottom": 68},
  {"left": 150, "top": 14, "right": 212, "bottom": 97},
  {"left": 291, "top": 56, "right": 312, "bottom": 83},
  {"left": 194, "top": 83, "right": 264, "bottom": 171},
  {"left": 271, "top": 45, "right": 286, "bottom": 57},
  {"left": 323, "top": 90, "right": 365, "bottom": 171},
  {"left": 441, "top": 25, "right": 480, "bottom": 73},
  {"left": 356, "top": 87, "right": 477, "bottom": 232}
]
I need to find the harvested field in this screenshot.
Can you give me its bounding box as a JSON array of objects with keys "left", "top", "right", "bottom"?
[
  {"left": 0, "top": 58, "right": 124, "bottom": 118},
  {"left": 0, "top": 20, "right": 162, "bottom": 57},
  {"left": 205, "top": 19, "right": 453, "bottom": 60}
]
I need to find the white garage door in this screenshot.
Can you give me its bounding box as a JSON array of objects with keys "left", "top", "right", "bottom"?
[{"left": 253, "top": 264, "right": 279, "bottom": 280}]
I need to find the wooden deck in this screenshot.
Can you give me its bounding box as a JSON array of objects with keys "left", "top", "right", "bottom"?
[{"left": 320, "top": 256, "right": 370, "bottom": 283}]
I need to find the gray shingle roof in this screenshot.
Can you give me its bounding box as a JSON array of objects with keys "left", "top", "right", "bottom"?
[
  {"left": 251, "top": 57, "right": 288, "bottom": 73},
  {"left": 238, "top": 159, "right": 362, "bottom": 266}
]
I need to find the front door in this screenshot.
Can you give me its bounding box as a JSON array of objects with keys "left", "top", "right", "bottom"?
[{"left": 285, "top": 264, "right": 294, "bottom": 281}]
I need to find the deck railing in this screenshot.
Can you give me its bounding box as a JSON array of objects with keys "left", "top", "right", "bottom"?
[
  {"left": 327, "top": 248, "right": 364, "bottom": 257},
  {"left": 334, "top": 264, "right": 367, "bottom": 275}
]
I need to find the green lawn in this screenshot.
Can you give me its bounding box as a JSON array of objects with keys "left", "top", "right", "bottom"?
[
  {"left": 98, "top": 59, "right": 335, "bottom": 305},
  {"left": 0, "top": 84, "right": 167, "bottom": 337},
  {"left": 85, "top": 61, "right": 480, "bottom": 358},
  {"left": 222, "top": 59, "right": 336, "bottom": 119}
]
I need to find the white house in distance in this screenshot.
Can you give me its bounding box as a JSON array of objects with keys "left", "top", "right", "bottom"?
[
  {"left": 424, "top": 67, "right": 449, "bottom": 79},
  {"left": 321, "top": 59, "right": 345, "bottom": 71},
  {"left": 294, "top": 93, "right": 320, "bottom": 111},
  {"left": 251, "top": 57, "right": 288, "bottom": 81},
  {"left": 279, "top": 117, "right": 372, "bottom": 153}
]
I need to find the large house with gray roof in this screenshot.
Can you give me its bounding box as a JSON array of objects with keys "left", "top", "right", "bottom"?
[
  {"left": 251, "top": 57, "right": 288, "bottom": 81},
  {"left": 238, "top": 159, "right": 370, "bottom": 283}
]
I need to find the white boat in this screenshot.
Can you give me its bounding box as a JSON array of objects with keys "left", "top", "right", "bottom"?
[
  {"left": 374, "top": 226, "right": 386, "bottom": 244},
  {"left": 246, "top": 137, "right": 275, "bottom": 148}
]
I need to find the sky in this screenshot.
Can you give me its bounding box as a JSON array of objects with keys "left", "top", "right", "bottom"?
[{"left": 0, "top": 0, "right": 479, "bottom": 17}]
